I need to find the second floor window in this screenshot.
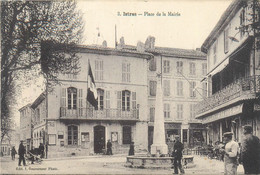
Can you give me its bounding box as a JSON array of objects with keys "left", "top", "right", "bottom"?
[
  {"left": 150, "top": 81, "right": 157, "bottom": 96},
  {"left": 177, "top": 81, "right": 183, "bottom": 96},
  {"left": 163, "top": 60, "right": 170, "bottom": 73},
  {"left": 122, "top": 90, "right": 130, "bottom": 111},
  {"left": 149, "top": 57, "right": 156, "bottom": 71},
  {"left": 150, "top": 107, "right": 155, "bottom": 122},
  {"left": 189, "top": 62, "right": 196, "bottom": 75},
  {"left": 240, "top": 8, "right": 245, "bottom": 38},
  {"left": 190, "top": 82, "right": 196, "bottom": 98},
  {"left": 190, "top": 104, "right": 196, "bottom": 119},
  {"left": 202, "top": 63, "right": 207, "bottom": 76},
  {"left": 164, "top": 103, "right": 170, "bottom": 119},
  {"left": 68, "top": 87, "right": 77, "bottom": 109},
  {"left": 213, "top": 41, "right": 217, "bottom": 64},
  {"left": 224, "top": 25, "right": 230, "bottom": 53},
  {"left": 122, "top": 63, "right": 130, "bottom": 82},
  {"left": 96, "top": 89, "right": 104, "bottom": 110},
  {"left": 176, "top": 61, "right": 183, "bottom": 75},
  {"left": 177, "top": 104, "right": 183, "bottom": 119},
  {"left": 163, "top": 80, "right": 170, "bottom": 96},
  {"left": 95, "top": 60, "right": 104, "bottom": 81}
]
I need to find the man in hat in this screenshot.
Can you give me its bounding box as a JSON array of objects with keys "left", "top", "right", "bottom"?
[
  {"left": 220, "top": 132, "right": 239, "bottom": 175},
  {"left": 241, "top": 125, "right": 260, "bottom": 174},
  {"left": 172, "top": 135, "right": 185, "bottom": 174},
  {"left": 18, "top": 141, "right": 26, "bottom": 166}
]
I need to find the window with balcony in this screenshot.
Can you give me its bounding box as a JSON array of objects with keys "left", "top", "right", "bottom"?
[
  {"left": 163, "top": 80, "right": 170, "bottom": 96},
  {"left": 202, "top": 63, "right": 207, "bottom": 76},
  {"left": 163, "top": 60, "right": 170, "bottom": 73},
  {"left": 95, "top": 60, "right": 104, "bottom": 81},
  {"left": 177, "top": 81, "right": 183, "bottom": 96},
  {"left": 176, "top": 61, "right": 183, "bottom": 75},
  {"left": 150, "top": 81, "right": 157, "bottom": 96},
  {"left": 164, "top": 103, "right": 170, "bottom": 119},
  {"left": 96, "top": 89, "right": 104, "bottom": 110},
  {"left": 122, "top": 63, "right": 130, "bottom": 82},
  {"left": 68, "top": 87, "right": 77, "bottom": 110},
  {"left": 68, "top": 125, "right": 78, "bottom": 145},
  {"left": 149, "top": 57, "right": 156, "bottom": 71},
  {"left": 123, "top": 126, "right": 131, "bottom": 144},
  {"left": 177, "top": 104, "right": 183, "bottom": 119},
  {"left": 122, "top": 90, "right": 130, "bottom": 111},
  {"left": 190, "top": 82, "right": 196, "bottom": 98},
  {"left": 189, "top": 62, "right": 196, "bottom": 75}
]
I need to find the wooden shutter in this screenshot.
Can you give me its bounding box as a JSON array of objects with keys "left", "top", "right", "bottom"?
[
  {"left": 61, "top": 88, "right": 67, "bottom": 117},
  {"left": 117, "top": 91, "right": 122, "bottom": 109},
  {"left": 79, "top": 89, "right": 83, "bottom": 117},
  {"left": 132, "top": 92, "right": 136, "bottom": 109},
  {"left": 105, "top": 91, "right": 110, "bottom": 109}
]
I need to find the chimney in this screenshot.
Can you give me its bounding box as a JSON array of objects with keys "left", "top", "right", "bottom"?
[
  {"left": 145, "top": 36, "right": 155, "bottom": 50},
  {"left": 117, "top": 37, "right": 125, "bottom": 49},
  {"left": 102, "top": 40, "right": 107, "bottom": 47},
  {"left": 136, "top": 41, "right": 145, "bottom": 52}
]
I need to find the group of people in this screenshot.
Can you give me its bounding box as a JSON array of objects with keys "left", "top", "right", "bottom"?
[
  {"left": 11, "top": 141, "right": 45, "bottom": 166},
  {"left": 106, "top": 139, "right": 135, "bottom": 156}
]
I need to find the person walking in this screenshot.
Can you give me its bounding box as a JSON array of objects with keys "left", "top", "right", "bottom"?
[
  {"left": 241, "top": 125, "right": 260, "bottom": 174},
  {"left": 39, "top": 143, "right": 44, "bottom": 158},
  {"left": 172, "top": 135, "right": 185, "bottom": 174},
  {"left": 106, "top": 140, "right": 112, "bottom": 155},
  {"left": 11, "top": 146, "right": 17, "bottom": 160},
  {"left": 18, "top": 141, "right": 26, "bottom": 166},
  {"left": 128, "top": 142, "right": 135, "bottom": 156},
  {"left": 220, "top": 132, "right": 239, "bottom": 175}
]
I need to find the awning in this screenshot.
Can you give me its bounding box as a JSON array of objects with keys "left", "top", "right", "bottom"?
[
  {"left": 202, "top": 104, "right": 243, "bottom": 124},
  {"left": 207, "top": 37, "right": 253, "bottom": 77}
]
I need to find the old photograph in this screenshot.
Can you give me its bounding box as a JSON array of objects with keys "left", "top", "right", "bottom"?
[{"left": 1, "top": 0, "right": 260, "bottom": 174}]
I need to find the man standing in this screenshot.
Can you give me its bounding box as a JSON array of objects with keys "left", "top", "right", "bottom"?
[
  {"left": 11, "top": 146, "right": 17, "bottom": 160},
  {"left": 220, "top": 132, "right": 239, "bottom": 175},
  {"left": 241, "top": 125, "right": 260, "bottom": 174},
  {"left": 106, "top": 140, "right": 112, "bottom": 155},
  {"left": 172, "top": 135, "right": 185, "bottom": 174},
  {"left": 18, "top": 141, "right": 26, "bottom": 166}
]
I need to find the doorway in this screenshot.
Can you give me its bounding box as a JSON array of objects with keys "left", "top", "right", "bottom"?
[{"left": 94, "top": 125, "right": 105, "bottom": 153}]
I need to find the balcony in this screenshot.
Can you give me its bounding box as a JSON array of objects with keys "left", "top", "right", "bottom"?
[
  {"left": 60, "top": 107, "right": 139, "bottom": 121},
  {"left": 196, "top": 75, "right": 260, "bottom": 117}
]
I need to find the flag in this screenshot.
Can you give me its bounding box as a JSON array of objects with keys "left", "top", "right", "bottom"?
[{"left": 87, "top": 61, "right": 98, "bottom": 108}]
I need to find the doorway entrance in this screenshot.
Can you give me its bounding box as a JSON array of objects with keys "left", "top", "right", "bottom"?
[{"left": 94, "top": 125, "right": 105, "bottom": 153}]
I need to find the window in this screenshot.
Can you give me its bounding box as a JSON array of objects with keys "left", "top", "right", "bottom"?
[
  {"left": 95, "top": 60, "right": 104, "bottom": 81},
  {"left": 149, "top": 57, "right": 156, "bottom": 71},
  {"left": 122, "top": 63, "right": 130, "bottom": 82},
  {"left": 189, "top": 62, "right": 196, "bottom": 75},
  {"left": 122, "top": 90, "right": 130, "bottom": 111},
  {"left": 163, "top": 60, "right": 170, "bottom": 73},
  {"left": 67, "top": 60, "right": 77, "bottom": 79},
  {"left": 190, "top": 82, "right": 196, "bottom": 97},
  {"left": 240, "top": 8, "right": 245, "bottom": 38},
  {"left": 79, "top": 89, "right": 83, "bottom": 116},
  {"left": 68, "top": 125, "right": 78, "bottom": 145},
  {"left": 190, "top": 104, "right": 196, "bottom": 119},
  {"left": 176, "top": 61, "right": 183, "bottom": 75},
  {"left": 202, "top": 82, "right": 207, "bottom": 97},
  {"left": 224, "top": 25, "right": 230, "bottom": 53},
  {"left": 177, "top": 81, "right": 183, "bottom": 96},
  {"left": 164, "top": 103, "right": 170, "bottom": 119},
  {"left": 163, "top": 80, "right": 170, "bottom": 96},
  {"left": 150, "top": 107, "right": 155, "bottom": 122},
  {"left": 67, "top": 87, "right": 77, "bottom": 109},
  {"left": 213, "top": 41, "right": 217, "bottom": 64},
  {"left": 177, "top": 104, "right": 183, "bottom": 119},
  {"left": 96, "top": 89, "right": 104, "bottom": 110},
  {"left": 150, "top": 81, "right": 157, "bottom": 96},
  {"left": 202, "top": 63, "right": 207, "bottom": 76},
  {"left": 123, "top": 126, "right": 131, "bottom": 144},
  {"left": 58, "top": 131, "right": 64, "bottom": 139}
]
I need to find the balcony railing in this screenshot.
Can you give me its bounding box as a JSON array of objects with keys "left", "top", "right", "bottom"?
[
  {"left": 60, "top": 107, "right": 139, "bottom": 120},
  {"left": 196, "top": 75, "right": 260, "bottom": 115}
]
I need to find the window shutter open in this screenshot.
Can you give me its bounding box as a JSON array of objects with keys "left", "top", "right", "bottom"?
[
  {"left": 105, "top": 91, "right": 110, "bottom": 109},
  {"left": 79, "top": 89, "right": 83, "bottom": 117},
  {"left": 61, "top": 88, "right": 67, "bottom": 117},
  {"left": 132, "top": 92, "right": 136, "bottom": 109},
  {"left": 117, "top": 91, "right": 121, "bottom": 109}
]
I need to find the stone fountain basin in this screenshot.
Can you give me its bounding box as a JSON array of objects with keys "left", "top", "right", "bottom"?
[{"left": 126, "top": 155, "right": 195, "bottom": 169}]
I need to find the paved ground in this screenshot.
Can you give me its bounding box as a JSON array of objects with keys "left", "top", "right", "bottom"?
[{"left": 0, "top": 154, "right": 244, "bottom": 174}]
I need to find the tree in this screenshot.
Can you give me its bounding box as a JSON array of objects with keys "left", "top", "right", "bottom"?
[{"left": 1, "top": 0, "right": 84, "bottom": 142}]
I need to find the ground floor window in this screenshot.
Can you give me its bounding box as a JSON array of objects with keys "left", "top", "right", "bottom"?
[
  {"left": 122, "top": 126, "right": 131, "bottom": 144},
  {"left": 68, "top": 125, "right": 78, "bottom": 145}
]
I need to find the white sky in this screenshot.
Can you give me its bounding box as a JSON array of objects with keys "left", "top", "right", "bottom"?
[
  {"left": 78, "top": 0, "right": 232, "bottom": 49},
  {"left": 15, "top": 0, "right": 232, "bottom": 126}
]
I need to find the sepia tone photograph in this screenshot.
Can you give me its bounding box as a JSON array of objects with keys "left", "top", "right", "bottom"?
[{"left": 1, "top": 0, "right": 260, "bottom": 174}]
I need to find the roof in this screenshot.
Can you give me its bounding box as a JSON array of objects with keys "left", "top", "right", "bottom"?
[
  {"left": 75, "top": 45, "right": 154, "bottom": 60},
  {"left": 18, "top": 103, "right": 32, "bottom": 112},
  {"left": 31, "top": 92, "right": 46, "bottom": 109},
  {"left": 122, "top": 45, "right": 206, "bottom": 59},
  {"left": 201, "top": 0, "right": 244, "bottom": 52}
]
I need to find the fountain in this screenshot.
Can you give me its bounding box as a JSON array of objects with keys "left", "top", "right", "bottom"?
[{"left": 126, "top": 74, "right": 195, "bottom": 169}]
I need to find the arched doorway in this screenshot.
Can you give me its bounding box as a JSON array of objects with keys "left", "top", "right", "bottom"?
[{"left": 94, "top": 125, "right": 105, "bottom": 153}]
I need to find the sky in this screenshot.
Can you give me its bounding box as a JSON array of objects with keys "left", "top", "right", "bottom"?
[{"left": 15, "top": 0, "right": 232, "bottom": 126}]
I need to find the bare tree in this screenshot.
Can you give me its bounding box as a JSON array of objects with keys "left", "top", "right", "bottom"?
[{"left": 1, "top": 0, "right": 84, "bottom": 142}]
